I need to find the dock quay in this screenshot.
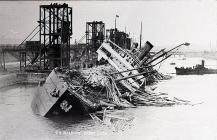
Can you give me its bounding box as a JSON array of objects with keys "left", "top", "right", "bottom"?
[{"left": 0, "top": 72, "right": 47, "bottom": 88}]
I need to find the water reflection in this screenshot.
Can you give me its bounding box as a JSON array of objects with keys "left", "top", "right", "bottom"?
[{"left": 46, "top": 115, "right": 93, "bottom": 130}]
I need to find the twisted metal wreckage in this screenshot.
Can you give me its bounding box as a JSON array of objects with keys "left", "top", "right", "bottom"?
[{"left": 31, "top": 40, "right": 190, "bottom": 120}]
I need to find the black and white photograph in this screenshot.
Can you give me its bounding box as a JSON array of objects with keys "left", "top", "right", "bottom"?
[{"left": 0, "top": 0, "right": 217, "bottom": 140}]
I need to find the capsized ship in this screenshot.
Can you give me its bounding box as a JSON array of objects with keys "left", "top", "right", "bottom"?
[
  {"left": 175, "top": 60, "right": 217, "bottom": 75},
  {"left": 31, "top": 40, "right": 186, "bottom": 117},
  {"left": 31, "top": 40, "right": 155, "bottom": 117}
]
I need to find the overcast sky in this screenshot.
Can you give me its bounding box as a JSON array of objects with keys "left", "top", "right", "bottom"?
[{"left": 0, "top": 0, "right": 217, "bottom": 51}]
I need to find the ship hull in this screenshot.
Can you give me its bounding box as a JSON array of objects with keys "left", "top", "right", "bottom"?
[
  {"left": 31, "top": 70, "right": 100, "bottom": 117},
  {"left": 175, "top": 67, "right": 217, "bottom": 75}
]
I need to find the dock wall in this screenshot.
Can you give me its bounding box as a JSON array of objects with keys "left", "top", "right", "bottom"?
[
  {"left": 0, "top": 74, "right": 18, "bottom": 88},
  {"left": 0, "top": 72, "right": 48, "bottom": 88}
]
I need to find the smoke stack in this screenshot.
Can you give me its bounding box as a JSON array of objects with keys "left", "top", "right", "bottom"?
[
  {"left": 138, "top": 41, "right": 154, "bottom": 60},
  {"left": 201, "top": 60, "right": 205, "bottom": 67}
]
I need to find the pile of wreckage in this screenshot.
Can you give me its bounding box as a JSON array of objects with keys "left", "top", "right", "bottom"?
[{"left": 31, "top": 40, "right": 190, "bottom": 118}]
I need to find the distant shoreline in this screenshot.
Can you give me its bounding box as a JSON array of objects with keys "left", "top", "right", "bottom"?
[{"left": 183, "top": 52, "right": 217, "bottom": 60}]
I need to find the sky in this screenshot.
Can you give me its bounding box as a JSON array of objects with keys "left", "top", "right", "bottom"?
[{"left": 0, "top": 0, "right": 217, "bottom": 51}]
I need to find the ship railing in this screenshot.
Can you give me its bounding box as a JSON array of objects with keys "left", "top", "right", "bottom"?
[
  {"left": 106, "top": 40, "right": 141, "bottom": 65},
  {"left": 108, "top": 41, "right": 130, "bottom": 57}
]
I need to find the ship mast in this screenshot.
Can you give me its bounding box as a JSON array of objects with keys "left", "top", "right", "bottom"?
[{"left": 139, "top": 21, "right": 142, "bottom": 49}]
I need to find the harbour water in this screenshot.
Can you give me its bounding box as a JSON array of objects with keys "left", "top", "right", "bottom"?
[{"left": 0, "top": 56, "right": 217, "bottom": 140}]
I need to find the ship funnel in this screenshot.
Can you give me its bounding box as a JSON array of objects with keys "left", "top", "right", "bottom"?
[
  {"left": 201, "top": 60, "right": 205, "bottom": 67},
  {"left": 138, "top": 41, "right": 154, "bottom": 60}
]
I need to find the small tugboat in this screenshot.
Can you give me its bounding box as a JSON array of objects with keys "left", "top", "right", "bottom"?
[{"left": 175, "top": 60, "right": 217, "bottom": 75}]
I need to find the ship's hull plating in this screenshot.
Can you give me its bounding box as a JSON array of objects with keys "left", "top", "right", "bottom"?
[
  {"left": 31, "top": 70, "right": 100, "bottom": 117},
  {"left": 175, "top": 67, "right": 217, "bottom": 75}
]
